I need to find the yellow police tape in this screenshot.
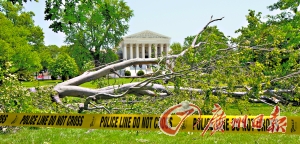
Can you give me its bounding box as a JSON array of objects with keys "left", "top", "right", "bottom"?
[{"left": 0, "top": 113, "right": 299, "bottom": 135}]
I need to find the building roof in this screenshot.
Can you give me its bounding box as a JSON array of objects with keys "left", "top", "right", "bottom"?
[{"left": 123, "top": 30, "right": 171, "bottom": 39}]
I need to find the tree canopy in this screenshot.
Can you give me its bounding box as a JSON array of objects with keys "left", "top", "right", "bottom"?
[
  {"left": 0, "top": 0, "right": 43, "bottom": 79},
  {"left": 61, "top": 0, "right": 133, "bottom": 66},
  {"left": 8, "top": 0, "right": 133, "bottom": 68},
  {"left": 48, "top": 53, "right": 79, "bottom": 81}
]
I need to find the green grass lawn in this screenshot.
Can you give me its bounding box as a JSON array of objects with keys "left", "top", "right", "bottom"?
[
  {"left": 21, "top": 78, "right": 146, "bottom": 88},
  {"left": 7, "top": 79, "right": 299, "bottom": 143},
  {"left": 1, "top": 128, "right": 299, "bottom": 144}
]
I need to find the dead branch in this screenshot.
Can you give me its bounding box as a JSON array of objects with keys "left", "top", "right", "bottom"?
[{"left": 192, "top": 16, "right": 225, "bottom": 48}]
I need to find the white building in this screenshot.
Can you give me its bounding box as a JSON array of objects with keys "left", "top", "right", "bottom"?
[{"left": 116, "top": 30, "right": 171, "bottom": 76}]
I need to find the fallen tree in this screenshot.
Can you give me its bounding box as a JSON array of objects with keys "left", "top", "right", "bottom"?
[{"left": 26, "top": 16, "right": 300, "bottom": 113}]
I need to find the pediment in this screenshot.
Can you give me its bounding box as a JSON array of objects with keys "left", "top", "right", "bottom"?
[{"left": 124, "top": 30, "right": 170, "bottom": 39}]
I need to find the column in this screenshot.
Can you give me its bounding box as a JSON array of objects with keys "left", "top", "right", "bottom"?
[
  {"left": 123, "top": 44, "right": 127, "bottom": 60},
  {"left": 142, "top": 44, "right": 145, "bottom": 59},
  {"left": 148, "top": 44, "right": 151, "bottom": 69},
  {"left": 148, "top": 44, "right": 151, "bottom": 58},
  {"left": 167, "top": 44, "right": 169, "bottom": 56},
  {"left": 155, "top": 44, "right": 157, "bottom": 58},
  {"left": 136, "top": 44, "right": 139, "bottom": 58},
  {"left": 160, "top": 44, "right": 163, "bottom": 56},
  {"left": 130, "top": 43, "right": 133, "bottom": 59}
]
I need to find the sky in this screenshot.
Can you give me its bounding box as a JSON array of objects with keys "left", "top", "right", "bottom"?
[{"left": 23, "top": 0, "right": 282, "bottom": 47}]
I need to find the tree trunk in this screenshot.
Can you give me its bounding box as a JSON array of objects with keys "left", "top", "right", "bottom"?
[
  {"left": 92, "top": 52, "right": 100, "bottom": 67},
  {"left": 61, "top": 75, "right": 67, "bottom": 82}
]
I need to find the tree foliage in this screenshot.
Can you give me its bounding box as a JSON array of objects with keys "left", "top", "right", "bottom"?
[
  {"left": 8, "top": 0, "right": 133, "bottom": 68},
  {"left": 0, "top": 62, "right": 75, "bottom": 114},
  {"left": 169, "top": 42, "right": 183, "bottom": 55},
  {"left": 59, "top": 0, "right": 133, "bottom": 66},
  {"left": 62, "top": 45, "right": 93, "bottom": 73},
  {"left": 0, "top": 0, "right": 43, "bottom": 80},
  {"left": 48, "top": 53, "right": 79, "bottom": 81},
  {"left": 268, "top": 0, "right": 300, "bottom": 13}
]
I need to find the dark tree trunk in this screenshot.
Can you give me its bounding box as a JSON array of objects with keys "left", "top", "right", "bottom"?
[
  {"left": 93, "top": 54, "right": 100, "bottom": 67},
  {"left": 90, "top": 50, "right": 100, "bottom": 67},
  {"left": 61, "top": 75, "right": 67, "bottom": 82}
]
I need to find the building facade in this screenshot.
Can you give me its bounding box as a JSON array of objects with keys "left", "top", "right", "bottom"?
[{"left": 117, "top": 30, "right": 171, "bottom": 76}]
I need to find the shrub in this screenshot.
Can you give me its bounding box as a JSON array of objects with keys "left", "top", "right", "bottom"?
[
  {"left": 125, "top": 70, "right": 131, "bottom": 76},
  {"left": 137, "top": 70, "right": 144, "bottom": 76},
  {"left": 0, "top": 62, "right": 76, "bottom": 114},
  {"left": 17, "top": 71, "right": 34, "bottom": 81}
]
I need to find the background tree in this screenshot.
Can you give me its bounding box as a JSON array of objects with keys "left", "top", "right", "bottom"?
[
  {"left": 0, "top": 0, "right": 43, "bottom": 80},
  {"left": 67, "top": 45, "right": 93, "bottom": 74},
  {"left": 233, "top": 9, "right": 300, "bottom": 77},
  {"left": 37, "top": 45, "right": 62, "bottom": 72},
  {"left": 0, "top": 0, "right": 44, "bottom": 50},
  {"left": 8, "top": 0, "right": 133, "bottom": 68},
  {"left": 48, "top": 53, "right": 79, "bottom": 82},
  {"left": 169, "top": 42, "right": 183, "bottom": 55},
  {"left": 59, "top": 0, "right": 133, "bottom": 67},
  {"left": 268, "top": 0, "right": 300, "bottom": 13}
]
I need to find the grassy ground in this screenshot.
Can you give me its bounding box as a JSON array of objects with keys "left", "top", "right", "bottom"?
[
  {"left": 1, "top": 128, "right": 300, "bottom": 144},
  {"left": 21, "top": 78, "right": 145, "bottom": 88},
  {"left": 3, "top": 79, "right": 297, "bottom": 143}
]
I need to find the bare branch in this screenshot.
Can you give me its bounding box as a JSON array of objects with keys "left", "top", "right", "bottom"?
[
  {"left": 87, "top": 103, "right": 111, "bottom": 113},
  {"left": 88, "top": 59, "right": 125, "bottom": 72},
  {"left": 191, "top": 16, "right": 224, "bottom": 48},
  {"left": 270, "top": 70, "right": 300, "bottom": 83},
  {"left": 249, "top": 98, "right": 275, "bottom": 106}
]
